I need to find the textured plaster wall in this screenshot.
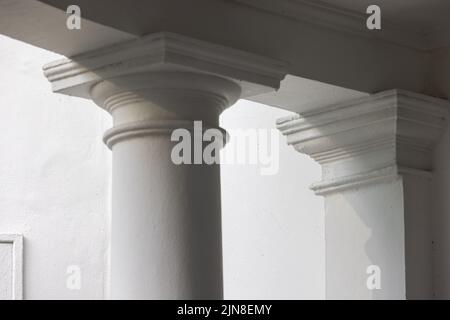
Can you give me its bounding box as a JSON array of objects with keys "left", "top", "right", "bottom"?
[
  {"left": 0, "top": 35, "right": 111, "bottom": 299},
  {"left": 0, "top": 35, "right": 325, "bottom": 299},
  {"left": 220, "top": 102, "right": 324, "bottom": 299},
  {"left": 324, "top": 180, "right": 406, "bottom": 299}
]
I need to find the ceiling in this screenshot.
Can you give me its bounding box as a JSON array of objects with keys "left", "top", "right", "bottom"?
[
  {"left": 0, "top": 0, "right": 446, "bottom": 55},
  {"left": 37, "top": 0, "right": 450, "bottom": 36},
  {"left": 316, "top": 0, "right": 450, "bottom": 34},
  {"left": 1, "top": 0, "right": 446, "bottom": 105}
]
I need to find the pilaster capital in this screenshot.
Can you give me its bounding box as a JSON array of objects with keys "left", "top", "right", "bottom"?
[{"left": 277, "top": 89, "right": 450, "bottom": 195}]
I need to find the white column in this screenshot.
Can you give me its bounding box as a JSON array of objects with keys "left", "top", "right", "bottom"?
[
  {"left": 278, "top": 90, "right": 450, "bottom": 299},
  {"left": 44, "top": 32, "right": 286, "bottom": 299},
  {"left": 92, "top": 72, "right": 238, "bottom": 299}
]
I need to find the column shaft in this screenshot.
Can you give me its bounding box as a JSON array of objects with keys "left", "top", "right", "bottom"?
[
  {"left": 110, "top": 132, "right": 223, "bottom": 299},
  {"left": 91, "top": 72, "right": 240, "bottom": 299}
]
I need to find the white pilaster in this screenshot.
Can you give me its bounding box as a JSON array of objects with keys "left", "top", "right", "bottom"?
[
  {"left": 278, "top": 90, "right": 450, "bottom": 299},
  {"left": 44, "top": 32, "right": 286, "bottom": 299}
]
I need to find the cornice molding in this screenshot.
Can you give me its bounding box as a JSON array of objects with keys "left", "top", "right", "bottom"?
[
  {"left": 234, "top": 0, "right": 448, "bottom": 51},
  {"left": 277, "top": 89, "right": 450, "bottom": 194},
  {"left": 43, "top": 32, "right": 288, "bottom": 99}
]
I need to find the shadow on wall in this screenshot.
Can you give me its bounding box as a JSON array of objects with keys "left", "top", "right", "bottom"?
[{"left": 324, "top": 181, "right": 407, "bottom": 300}]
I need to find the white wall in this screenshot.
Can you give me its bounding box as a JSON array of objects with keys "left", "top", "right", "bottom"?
[
  {"left": 324, "top": 180, "right": 407, "bottom": 299},
  {"left": 0, "top": 35, "right": 325, "bottom": 299},
  {"left": 0, "top": 35, "right": 111, "bottom": 299},
  {"left": 220, "top": 102, "right": 324, "bottom": 299}
]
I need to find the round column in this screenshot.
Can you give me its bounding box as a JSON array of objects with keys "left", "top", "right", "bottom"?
[{"left": 91, "top": 72, "right": 241, "bottom": 299}]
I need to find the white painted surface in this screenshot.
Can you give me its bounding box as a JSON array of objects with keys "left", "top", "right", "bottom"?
[
  {"left": 0, "top": 35, "right": 111, "bottom": 299},
  {"left": 250, "top": 75, "right": 367, "bottom": 114},
  {"left": 0, "top": 35, "right": 325, "bottom": 299},
  {"left": 221, "top": 101, "right": 324, "bottom": 299},
  {"left": 278, "top": 90, "right": 450, "bottom": 299},
  {"left": 90, "top": 72, "right": 241, "bottom": 299},
  {"left": 0, "top": 242, "right": 13, "bottom": 299},
  {"left": 324, "top": 180, "right": 406, "bottom": 299},
  {"left": 0, "top": 235, "right": 23, "bottom": 300}
]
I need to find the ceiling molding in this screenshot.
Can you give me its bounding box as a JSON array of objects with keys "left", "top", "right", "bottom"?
[{"left": 234, "top": 0, "right": 448, "bottom": 51}]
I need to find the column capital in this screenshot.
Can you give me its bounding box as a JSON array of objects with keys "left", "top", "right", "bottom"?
[
  {"left": 277, "top": 89, "right": 450, "bottom": 195},
  {"left": 43, "top": 31, "right": 287, "bottom": 99},
  {"left": 42, "top": 32, "right": 288, "bottom": 153}
]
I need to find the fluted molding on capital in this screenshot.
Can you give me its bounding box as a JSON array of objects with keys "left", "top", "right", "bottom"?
[{"left": 277, "top": 89, "right": 450, "bottom": 195}]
